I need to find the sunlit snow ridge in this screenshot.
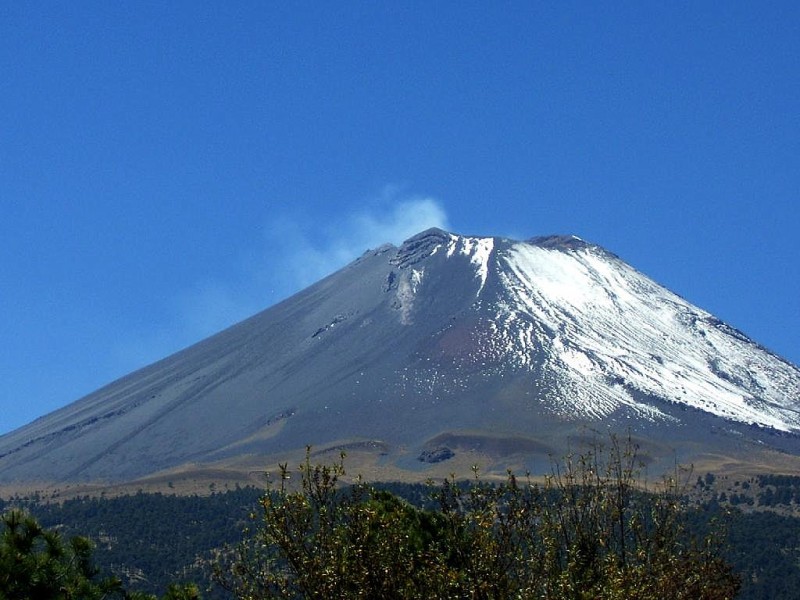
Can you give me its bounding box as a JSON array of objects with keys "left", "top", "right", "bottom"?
[{"left": 393, "top": 230, "right": 800, "bottom": 432}]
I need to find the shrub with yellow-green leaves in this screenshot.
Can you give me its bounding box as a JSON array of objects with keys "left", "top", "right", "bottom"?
[{"left": 216, "top": 437, "right": 740, "bottom": 600}]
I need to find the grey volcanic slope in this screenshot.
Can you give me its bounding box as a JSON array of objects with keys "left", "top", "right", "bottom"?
[{"left": 2, "top": 228, "right": 800, "bottom": 484}]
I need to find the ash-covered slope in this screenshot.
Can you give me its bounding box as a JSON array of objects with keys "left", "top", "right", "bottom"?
[{"left": 2, "top": 228, "right": 799, "bottom": 484}]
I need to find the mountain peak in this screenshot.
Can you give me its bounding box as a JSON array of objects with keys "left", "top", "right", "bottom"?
[
  {"left": 400, "top": 230, "right": 604, "bottom": 258},
  {"left": 404, "top": 226, "right": 452, "bottom": 241},
  {"left": 1, "top": 227, "right": 799, "bottom": 487},
  {"left": 527, "top": 234, "right": 591, "bottom": 251}
]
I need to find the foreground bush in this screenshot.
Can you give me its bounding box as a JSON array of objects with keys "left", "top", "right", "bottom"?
[{"left": 216, "top": 438, "right": 740, "bottom": 599}]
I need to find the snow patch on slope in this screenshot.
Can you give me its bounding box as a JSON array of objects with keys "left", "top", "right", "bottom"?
[
  {"left": 467, "top": 237, "right": 493, "bottom": 294},
  {"left": 398, "top": 229, "right": 494, "bottom": 296},
  {"left": 443, "top": 234, "right": 494, "bottom": 294},
  {"left": 493, "top": 241, "right": 800, "bottom": 430},
  {"left": 395, "top": 268, "right": 424, "bottom": 325}
]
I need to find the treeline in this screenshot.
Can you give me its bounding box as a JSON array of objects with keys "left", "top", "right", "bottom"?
[
  {"left": 679, "top": 496, "right": 800, "bottom": 599},
  {"left": 2, "top": 471, "right": 800, "bottom": 598},
  {"left": 697, "top": 473, "right": 800, "bottom": 510},
  {"left": 755, "top": 474, "right": 800, "bottom": 507}
]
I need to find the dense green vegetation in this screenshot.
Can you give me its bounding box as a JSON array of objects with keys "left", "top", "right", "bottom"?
[
  {"left": 2, "top": 454, "right": 800, "bottom": 598},
  {"left": 0, "top": 508, "right": 201, "bottom": 599},
  {"left": 0, "top": 508, "right": 124, "bottom": 599},
  {"left": 1, "top": 488, "right": 263, "bottom": 597}
]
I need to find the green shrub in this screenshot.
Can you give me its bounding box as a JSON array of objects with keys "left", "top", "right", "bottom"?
[{"left": 216, "top": 437, "right": 740, "bottom": 599}]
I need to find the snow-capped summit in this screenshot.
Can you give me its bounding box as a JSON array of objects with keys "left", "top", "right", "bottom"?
[
  {"left": 1, "top": 229, "right": 799, "bottom": 487},
  {"left": 387, "top": 229, "right": 800, "bottom": 430}
]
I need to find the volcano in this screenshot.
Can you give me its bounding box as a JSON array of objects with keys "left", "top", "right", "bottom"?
[{"left": 2, "top": 228, "right": 799, "bottom": 488}]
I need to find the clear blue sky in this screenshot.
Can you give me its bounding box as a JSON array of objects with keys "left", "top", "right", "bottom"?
[{"left": 2, "top": 2, "right": 798, "bottom": 435}]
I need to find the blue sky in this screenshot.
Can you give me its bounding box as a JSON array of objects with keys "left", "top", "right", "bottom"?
[{"left": 2, "top": 2, "right": 798, "bottom": 435}]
